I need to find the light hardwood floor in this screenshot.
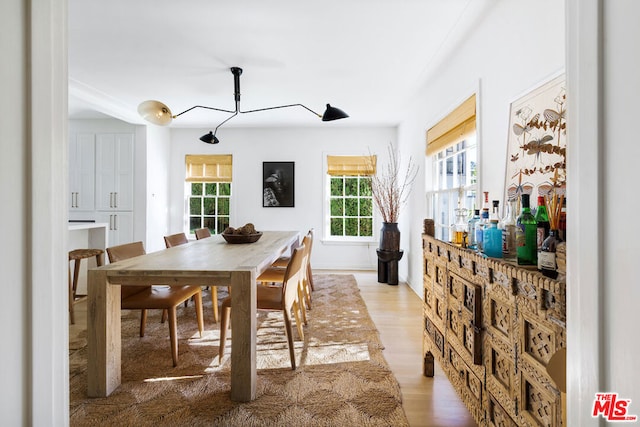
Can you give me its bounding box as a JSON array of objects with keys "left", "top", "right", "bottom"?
[
  {"left": 348, "top": 270, "right": 478, "bottom": 427},
  {"left": 69, "top": 270, "right": 477, "bottom": 426}
]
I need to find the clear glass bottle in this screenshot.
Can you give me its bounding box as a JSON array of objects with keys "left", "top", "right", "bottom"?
[
  {"left": 468, "top": 209, "right": 481, "bottom": 250},
  {"left": 516, "top": 193, "right": 537, "bottom": 265},
  {"left": 452, "top": 207, "right": 468, "bottom": 247},
  {"left": 484, "top": 219, "right": 503, "bottom": 258},
  {"left": 491, "top": 200, "right": 501, "bottom": 221},
  {"left": 502, "top": 199, "right": 517, "bottom": 262},
  {"left": 539, "top": 229, "right": 562, "bottom": 278},
  {"left": 535, "top": 195, "right": 550, "bottom": 251}
]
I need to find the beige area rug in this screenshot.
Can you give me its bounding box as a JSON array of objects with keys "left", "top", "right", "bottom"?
[{"left": 69, "top": 274, "right": 409, "bottom": 426}]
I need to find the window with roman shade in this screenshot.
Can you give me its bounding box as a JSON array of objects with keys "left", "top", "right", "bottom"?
[
  {"left": 185, "top": 154, "right": 232, "bottom": 235},
  {"left": 426, "top": 94, "right": 478, "bottom": 242},
  {"left": 426, "top": 94, "right": 476, "bottom": 156},
  {"left": 326, "top": 155, "right": 377, "bottom": 239},
  {"left": 185, "top": 154, "right": 233, "bottom": 182}
]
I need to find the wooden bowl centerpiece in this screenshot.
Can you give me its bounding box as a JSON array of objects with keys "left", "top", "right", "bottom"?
[{"left": 221, "top": 223, "right": 262, "bottom": 244}]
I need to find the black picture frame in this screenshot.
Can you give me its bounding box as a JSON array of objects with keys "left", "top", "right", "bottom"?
[{"left": 262, "top": 161, "right": 295, "bottom": 207}]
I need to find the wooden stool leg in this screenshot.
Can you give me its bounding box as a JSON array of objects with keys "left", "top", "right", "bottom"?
[{"left": 72, "top": 258, "right": 82, "bottom": 300}]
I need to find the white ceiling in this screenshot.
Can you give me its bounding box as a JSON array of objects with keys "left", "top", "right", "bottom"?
[{"left": 68, "top": 0, "right": 485, "bottom": 129}]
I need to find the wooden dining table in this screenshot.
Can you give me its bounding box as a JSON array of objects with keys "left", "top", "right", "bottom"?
[{"left": 86, "top": 230, "right": 299, "bottom": 402}]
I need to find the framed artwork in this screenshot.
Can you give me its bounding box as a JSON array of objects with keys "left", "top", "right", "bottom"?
[
  {"left": 504, "top": 72, "right": 566, "bottom": 207},
  {"left": 262, "top": 161, "right": 295, "bottom": 207}
]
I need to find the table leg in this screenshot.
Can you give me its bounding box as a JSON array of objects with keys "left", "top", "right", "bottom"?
[
  {"left": 87, "top": 269, "right": 122, "bottom": 397},
  {"left": 230, "top": 270, "right": 257, "bottom": 402}
]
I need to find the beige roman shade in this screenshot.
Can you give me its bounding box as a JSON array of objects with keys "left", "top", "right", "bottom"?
[
  {"left": 185, "top": 154, "right": 232, "bottom": 182},
  {"left": 326, "top": 155, "right": 377, "bottom": 176},
  {"left": 426, "top": 94, "right": 477, "bottom": 156}
]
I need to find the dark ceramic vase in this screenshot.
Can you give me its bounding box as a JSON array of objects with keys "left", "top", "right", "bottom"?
[{"left": 379, "top": 222, "right": 400, "bottom": 251}]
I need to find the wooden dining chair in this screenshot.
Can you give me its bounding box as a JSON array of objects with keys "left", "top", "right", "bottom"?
[
  {"left": 106, "top": 241, "right": 204, "bottom": 367},
  {"left": 272, "top": 229, "right": 315, "bottom": 293},
  {"left": 265, "top": 230, "right": 314, "bottom": 316},
  {"left": 164, "top": 232, "right": 219, "bottom": 323},
  {"left": 219, "top": 244, "right": 307, "bottom": 370},
  {"left": 164, "top": 232, "right": 189, "bottom": 248},
  {"left": 194, "top": 228, "right": 212, "bottom": 240}
]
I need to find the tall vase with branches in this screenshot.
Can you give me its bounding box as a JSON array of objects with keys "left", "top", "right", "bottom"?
[{"left": 368, "top": 143, "right": 418, "bottom": 251}]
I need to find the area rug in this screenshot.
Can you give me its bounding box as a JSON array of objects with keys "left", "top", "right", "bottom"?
[{"left": 69, "top": 274, "right": 409, "bottom": 426}]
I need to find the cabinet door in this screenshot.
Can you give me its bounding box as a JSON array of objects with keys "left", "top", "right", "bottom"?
[
  {"left": 113, "top": 134, "right": 134, "bottom": 211},
  {"left": 95, "top": 133, "right": 134, "bottom": 211},
  {"left": 97, "top": 211, "right": 133, "bottom": 247},
  {"left": 69, "top": 133, "right": 95, "bottom": 211}
]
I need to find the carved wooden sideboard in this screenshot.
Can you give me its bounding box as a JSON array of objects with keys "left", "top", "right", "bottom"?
[{"left": 422, "top": 233, "right": 566, "bottom": 426}]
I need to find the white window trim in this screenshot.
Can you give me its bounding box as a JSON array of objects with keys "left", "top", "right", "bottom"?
[{"left": 322, "top": 152, "right": 378, "bottom": 244}]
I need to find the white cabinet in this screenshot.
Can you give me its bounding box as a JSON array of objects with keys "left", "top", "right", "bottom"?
[
  {"left": 96, "top": 211, "right": 133, "bottom": 247},
  {"left": 95, "top": 133, "right": 134, "bottom": 211},
  {"left": 69, "top": 133, "right": 95, "bottom": 211}
]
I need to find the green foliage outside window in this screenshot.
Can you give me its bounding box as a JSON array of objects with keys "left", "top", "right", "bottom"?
[
  {"left": 189, "top": 182, "right": 231, "bottom": 234},
  {"left": 329, "top": 175, "right": 373, "bottom": 238}
]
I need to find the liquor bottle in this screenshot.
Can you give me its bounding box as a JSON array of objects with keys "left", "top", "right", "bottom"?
[
  {"left": 484, "top": 219, "right": 503, "bottom": 258},
  {"left": 515, "top": 194, "right": 537, "bottom": 265},
  {"left": 477, "top": 205, "right": 489, "bottom": 252},
  {"left": 539, "top": 229, "right": 562, "bottom": 278},
  {"left": 535, "top": 195, "right": 550, "bottom": 251},
  {"left": 502, "top": 198, "right": 517, "bottom": 262},
  {"left": 467, "top": 209, "right": 481, "bottom": 250},
  {"left": 491, "top": 200, "right": 501, "bottom": 221},
  {"left": 452, "top": 207, "right": 468, "bottom": 247},
  {"left": 558, "top": 198, "right": 567, "bottom": 241}
]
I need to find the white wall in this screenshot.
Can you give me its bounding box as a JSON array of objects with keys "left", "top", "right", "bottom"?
[
  {"left": 398, "top": 0, "right": 565, "bottom": 294},
  {"left": 1, "top": 2, "right": 29, "bottom": 423},
  {"left": 601, "top": 0, "right": 640, "bottom": 412},
  {"left": 564, "top": 0, "right": 640, "bottom": 424},
  {"left": 1, "top": 0, "right": 68, "bottom": 424},
  {"left": 166, "top": 126, "right": 395, "bottom": 269},
  {"left": 144, "top": 126, "right": 172, "bottom": 253}
]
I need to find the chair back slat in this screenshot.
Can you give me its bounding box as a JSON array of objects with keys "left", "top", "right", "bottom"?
[
  {"left": 106, "top": 241, "right": 150, "bottom": 299},
  {"left": 194, "top": 228, "right": 212, "bottom": 240},
  {"left": 164, "top": 232, "right": 189, "bottom": 248}
]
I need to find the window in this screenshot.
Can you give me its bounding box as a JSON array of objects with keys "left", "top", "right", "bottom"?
[
  {"left": 426, "top": 95, "right": 478, "bottom": 240},
  {"left": 326, "top": 155, "right": 376, "bottom": 240},
  {"left": 185, "top": 154, "right": 232, "bottom": 235},
  {"left": 188, "top": 182, "right": 231, "bottom": 234}
]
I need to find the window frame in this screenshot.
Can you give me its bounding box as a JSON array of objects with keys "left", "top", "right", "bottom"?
[
  {"left": 185, "top": 181, "right": 232, "bottom": 237},
  {"left": 426, "top": 137, "right": 478, "bottom": 241},
  {"left": 323, "top": 154, "right": 377, "bottom": 244}
]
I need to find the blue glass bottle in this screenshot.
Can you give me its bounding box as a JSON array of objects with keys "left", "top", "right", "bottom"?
[{"left": 484, "top": 219, "right": 503, "bottom": 258}]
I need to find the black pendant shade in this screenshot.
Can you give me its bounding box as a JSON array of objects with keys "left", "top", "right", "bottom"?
[
  {"left": 138, "top": 67, "right": 348, "bottom": 144},
  {"left": 322, "top": 104, "right": 349, "bottom": 121},
  {"left": 199, "top": 131, "right": 219, "bottom": 144}
]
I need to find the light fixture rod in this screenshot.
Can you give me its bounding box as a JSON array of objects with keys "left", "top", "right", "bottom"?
[
  {"left": 173, "top": 67, "right": 322, "bottom": 119},
  {"left": 139, "top": 66, "right": 348, "bottom": 143}
]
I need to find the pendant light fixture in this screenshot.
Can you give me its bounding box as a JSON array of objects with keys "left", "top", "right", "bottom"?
[{"left": 138, "top": 67, "right": 348, "bottom": 144}]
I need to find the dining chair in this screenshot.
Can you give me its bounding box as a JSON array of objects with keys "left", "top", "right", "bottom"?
[
  {"left": 265, "top": 230, "right": 314, "bottom": 316},
  {"left": 164, "top": 232, "right": 219, "bottom": 323},
  {"left": 272, "top": 229, "right": 315, "bottom": 293},
  {"left": 218, "top": 244, "right": 307, "bottom": 370},
  {"left": 194, "top": 227, "right": 212, "bottom": 240},
  {"left": 163, "top": 232, "right": 189, "bottom": 248},
  {"left": 106, "top": 241, "right": 204, "bottom": 367}
]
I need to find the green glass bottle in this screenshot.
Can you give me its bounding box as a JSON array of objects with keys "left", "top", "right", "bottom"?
[
  {"left": 535, "top": 195, "right": 550, "bottom": 251},
  {"left": 516, "top": 194, "right": 537, "bottom": 265}
]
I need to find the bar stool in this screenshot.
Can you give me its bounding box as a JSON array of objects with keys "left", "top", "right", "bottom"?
[{"left": 69, "top": 248, "right": 104, "bottom": 324}]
